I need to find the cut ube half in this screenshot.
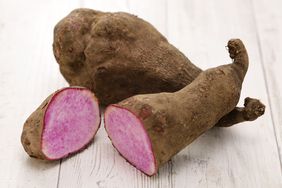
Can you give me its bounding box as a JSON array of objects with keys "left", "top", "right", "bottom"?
[
  {"left": 21, "top": 87, "right": 101, "bottom": 160},
  {"left": 104, "top": 105, "right": 157, "bottom": 176},
  {"left": 42, "top": 87, "right": 100, "bottom": 159}
]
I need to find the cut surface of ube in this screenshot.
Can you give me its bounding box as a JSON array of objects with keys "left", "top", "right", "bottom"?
[
  {"left": 104, "top": 105, "right": 156, "bottom": 176},
  {"left": 42, "top": 88, "right": 100, "bottom": 160}
]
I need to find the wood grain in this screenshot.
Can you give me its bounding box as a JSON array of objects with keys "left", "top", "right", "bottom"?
[
  {"left": 252, "top": 0, "right": 282, "bottom": 169},
  {"left": 0, "top": 0, "right": 281, "bottom": 187},
  {"left": 167, "top": 0, "right": 282, "bottom": 187}
]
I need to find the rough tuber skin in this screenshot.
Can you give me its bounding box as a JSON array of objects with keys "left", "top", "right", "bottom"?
[
  {"left": 21, "top": 87, "right": 100, "bottom": 160},
  {"left": 104, "top": 39, "right": 252, "bottom": 176},
  {"left": 53, "top": 8, "right": 265, "bottom": 127},
  {"left": 216, "top": 97, "right": 265, "bottom": 127}
]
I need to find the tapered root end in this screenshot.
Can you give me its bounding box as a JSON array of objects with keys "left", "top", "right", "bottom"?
[
  {"left": 243, "top": 97, "right": 265, "bottom": 121},
  {"left": 104, "top": 105, "right": 157, "bottom": 176},
  {"left": 227, "top": 39, "right": 249, "bottom": 79},
  {"left": 227, "top": 39, "right": 247, "bottom": 59}
]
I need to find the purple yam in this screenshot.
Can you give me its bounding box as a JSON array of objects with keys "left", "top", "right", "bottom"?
[
  {"left": 21, "top": 87, "right": 100, "bottom": 160},
  {"left": 104, "top": 105, "right": 157, "bottom": 176},
  {"left": 104, "top": 39, "right": 251, "bottom": 176}
]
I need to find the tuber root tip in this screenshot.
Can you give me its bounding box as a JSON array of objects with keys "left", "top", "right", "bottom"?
[
  {"left": 243, "top": 97, "right": 266, "bottom": 121},
  {"left": 227, "top": 39, "right": 246, "bottom": 59}
]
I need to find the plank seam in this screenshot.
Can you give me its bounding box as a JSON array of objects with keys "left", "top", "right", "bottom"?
[
  {"left": 56, "top": 160, "right": 62, "bottom": 188},
  {"left": 250, "top": 0, "right": 282, "bottom": 175}
]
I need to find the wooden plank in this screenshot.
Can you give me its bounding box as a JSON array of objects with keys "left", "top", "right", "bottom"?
[
  {"left": 127, "top": 0, "right": 168, "bottom": 37},
  {"left": 1, "top": 0, "right": 281, "bottom": 187},
  {"left": 126, "top": 1, "right": 174, "bottom": 187},
  {"left": 166, "top": 0, "right": 282, "bottom": 187},
  {"left": 56, "top": 0, "right": 282, "bottom": 187},
  {"left": 80, "top": 0, "right": 128, "bottom": 12},
  {"left": 0, "top": 0, "right": 79, "bottom": 187},
  {"left": 56, "top": 1, "right": 174, "bottom": 188},
  {"left": 252, "top": 0, "right": 282, "bottom": 168},
  {"left": 57, "top": 1, "right": 131, "bottom": 188}
]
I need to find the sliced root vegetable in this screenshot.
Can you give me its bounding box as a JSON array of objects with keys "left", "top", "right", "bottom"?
[
  {"left": 105, "top": 105, "right": 156, "bottom": 175},
  {"left": 105, "top": 39, "right": 252, "bottom": 176},
  {"left": 21, "top": 87, "right": 100, "bottom": 160}
]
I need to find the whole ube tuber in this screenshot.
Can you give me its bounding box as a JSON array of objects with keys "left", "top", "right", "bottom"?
[
  {"left": 53, "top": 9, "right": 265, "bottom": 127},
  {"left": 21, "top": 87, "right": 101, "bottom": 160},
  {"left": 104, "top": 39, "right": 254, "bottom": 176}
]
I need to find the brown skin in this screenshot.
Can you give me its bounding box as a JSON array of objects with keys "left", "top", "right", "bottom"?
[
  {"left": 21, "top": 93, "right": 53, "bottom": 159},
  {"left": 111, "top": 39, "right": 250, "bottom": 171},
  {"left": 216, "top": 97, "right": 265, "bottom": 127},
  {"left": 53, "top": 8, "right": 265, "bottom": 127},
  {"left": 21, "top": 87, "right": 98, "bottom": 160}
]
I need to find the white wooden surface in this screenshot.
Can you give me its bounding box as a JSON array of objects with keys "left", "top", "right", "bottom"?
[{"left": 0, "top": 0, "right": 281, "bottom": 187}]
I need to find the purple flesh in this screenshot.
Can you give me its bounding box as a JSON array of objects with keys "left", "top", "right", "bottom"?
[
  {"left": 42, "top": 88, "right": 100, "bottom": 160},
  {"left": 105, "top": 105, "right": 156, "bottom": 175}
]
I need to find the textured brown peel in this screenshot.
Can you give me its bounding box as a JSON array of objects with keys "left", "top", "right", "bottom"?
[
  {"left": 216, "top": 97, "right": 266, "bottom": 127},
  {"left": 53, "top": 8, "right": 265, "bottom": 127},
  {"left": 21, "top": 95, "right": 52, "bottom": 159},
  {"left": 106, "top": 39, "right": 250, "bottom": 175}
]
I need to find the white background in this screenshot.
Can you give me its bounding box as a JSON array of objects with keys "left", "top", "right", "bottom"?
[{"left": 0, "top": 0, "right": 281, "bottom": 187}]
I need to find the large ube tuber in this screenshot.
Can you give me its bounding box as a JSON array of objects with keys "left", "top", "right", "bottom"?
[
  {"left": 21, "top": 87, "right": 100, "bottom": 160},
  {"left": 105, "top": 39, "right": 254, "bottom": 175},
  {"left": 53, "top": 8, "right": 265, "bottom": 127}
]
